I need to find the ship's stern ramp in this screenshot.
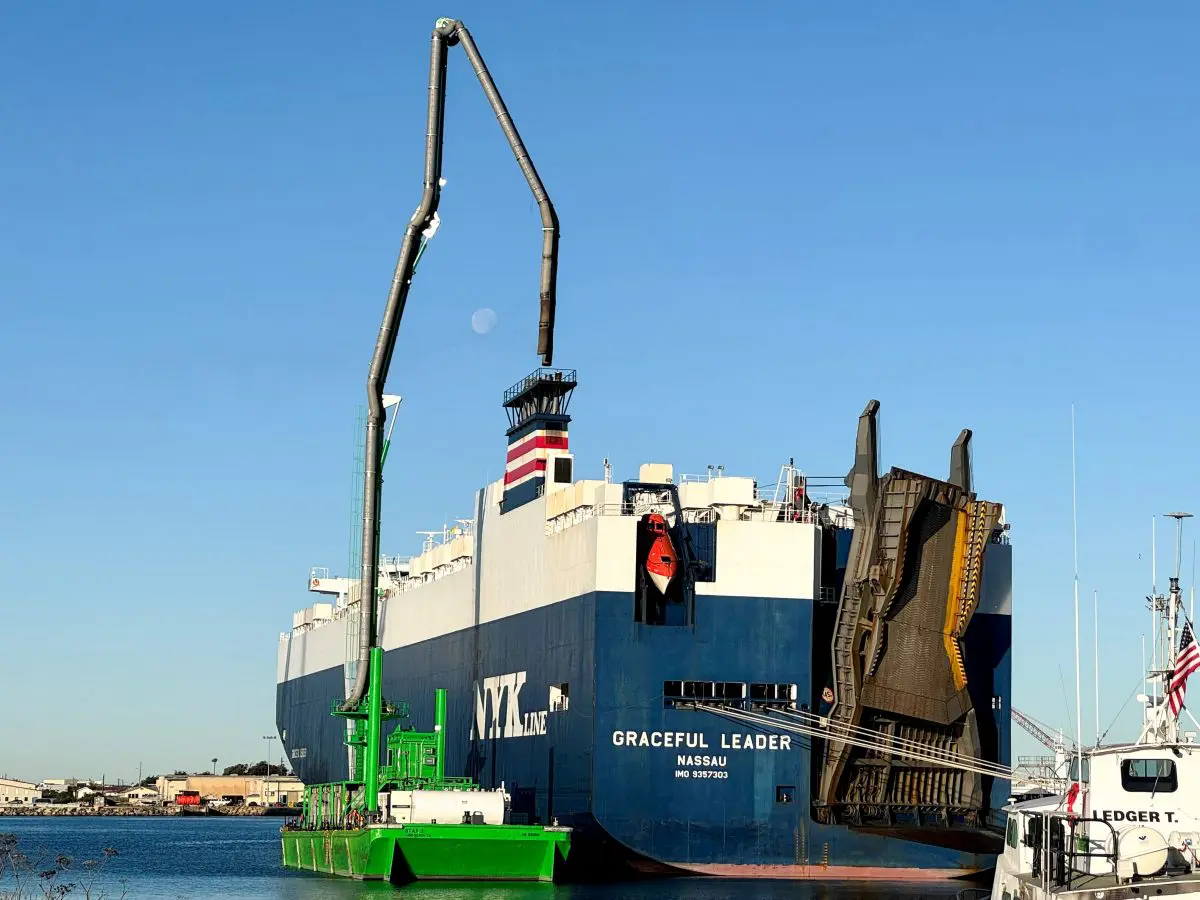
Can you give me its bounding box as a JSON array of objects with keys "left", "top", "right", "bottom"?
[{"left": 816, "top": 400, "right": 1004, "bottom": 836}]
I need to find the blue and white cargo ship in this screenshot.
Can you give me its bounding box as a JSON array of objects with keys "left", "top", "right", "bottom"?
[{"left": 276, "top": 371, "right": 1013, "bottom": 880}]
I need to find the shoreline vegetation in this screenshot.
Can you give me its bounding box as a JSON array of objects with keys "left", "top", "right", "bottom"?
[
  {"left": 1, "top": 833, "right": 125, "bottom": 900},
  {"left": 0, "top": 805, "right": 292, "bottom": 818}
]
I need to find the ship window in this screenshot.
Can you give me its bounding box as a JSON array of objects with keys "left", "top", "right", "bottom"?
[
  {"left": 1068, "top": 755, "right": 1090, "bottom": 783},
  {"left": 776, "top": 785, "right": 795, "bottom": 804},
  {"left": 1006, "top": 817, "right": 1018, "bottom": 849},
  {"left": 663, "top": 680, "right": 746, "bottom": 707},
  {"left": 750, "top": 683, "right": 797, "bottom": 708},
  {"left": 553, "top": 457, "right": 572, "bottom": 484},
  {"left": 1023, "top": 813, "right": 1043, "bottom": 848},
  {"left": 549, "top": 683, "right": 569, "bottom": 712},
  {"left": 1120, "top": 758, "right": 1177, "bottom": 793}
]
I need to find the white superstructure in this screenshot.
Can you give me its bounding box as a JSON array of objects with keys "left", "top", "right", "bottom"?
[{"left": 279, "top": 462, "right": 841, "bottom": 689}]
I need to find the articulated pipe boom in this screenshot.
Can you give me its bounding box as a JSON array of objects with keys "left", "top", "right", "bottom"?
[{"left": 344, "top": 19, "right": 560, "bottom": 711}]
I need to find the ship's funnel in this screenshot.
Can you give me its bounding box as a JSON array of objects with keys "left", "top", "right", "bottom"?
[{"left": 500, "top": 368, "right": 577, "bottom": 514}]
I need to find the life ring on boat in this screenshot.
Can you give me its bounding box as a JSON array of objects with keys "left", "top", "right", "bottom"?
[{"left": 311, "top": 578, "right": 319, "bottom": 587}]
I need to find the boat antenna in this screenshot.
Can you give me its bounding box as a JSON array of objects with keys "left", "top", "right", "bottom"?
[
  {"left": 1094, "top": 589, "right": 1100, "bottom": 747},
  {"left": 1152, "top": 517, "right": 1158, "bottom": 705},
  {"left": 1070, "top": 405, "right": 1083, "bottom": 783}
]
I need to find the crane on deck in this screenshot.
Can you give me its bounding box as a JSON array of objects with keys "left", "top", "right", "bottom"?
[
  {"left": 338, "top": 17, "right": 563, "bottom": 817},
  {"left": 1011, "top": 706, "right": 1075, "bottom": 790}
]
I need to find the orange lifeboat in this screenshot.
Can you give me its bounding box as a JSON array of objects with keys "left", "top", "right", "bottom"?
[{"left": 644, "top": 513, "right": 678, "bottom": 595}]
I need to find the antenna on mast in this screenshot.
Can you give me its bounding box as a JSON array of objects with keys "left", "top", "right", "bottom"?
[
  {"left": 1070, "top": 405, "right": 1083, "bottom": 782},
  {"left": 1152, "top": 517, "right": 1159, "bottom": 705},
  {"left": 1094, "top": 589, "right": 1100, "bottom": 747}
]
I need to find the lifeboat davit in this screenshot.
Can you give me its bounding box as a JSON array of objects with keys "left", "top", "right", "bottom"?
[{"left": 645, "top": 513, "right": 678, "bottom": 595}]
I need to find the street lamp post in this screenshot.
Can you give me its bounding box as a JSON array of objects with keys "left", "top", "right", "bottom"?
[{"left": 262, "top": 735, "right": 276, "bottom": 804}]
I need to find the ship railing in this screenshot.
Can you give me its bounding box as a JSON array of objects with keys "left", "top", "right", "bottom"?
[
  {"left": 502, "top": 367, "right": 577, "bottom": 405},
  {"left": 1025, "top": 811, "right": 1121, "bottom": 889},
  {"left": 287, "top": 597, "right": 361, "bottom": 635},
  {"left": 546, "top": 498, "right": 853, "bottom": 535},
  {"left": 388, "top": 556, "right": 472, "bottom": 591}
]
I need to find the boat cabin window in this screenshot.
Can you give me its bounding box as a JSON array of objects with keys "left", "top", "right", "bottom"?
[
  {"left": 1006, "top": 816, "right": 1019, "bottom": 849},
  {"left": 1068, "top": 755, "right": 1090, "bottom": 783},
  {"left": 1023, "top": 812, "right": 1043, "bottom": 848},
  {"left": 1120, "top": 757, "right": 1178, "bottom": 793}
]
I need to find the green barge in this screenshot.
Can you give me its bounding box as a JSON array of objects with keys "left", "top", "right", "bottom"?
[{"left": 282, "top": 823, "right": 570, "bottom": 882}]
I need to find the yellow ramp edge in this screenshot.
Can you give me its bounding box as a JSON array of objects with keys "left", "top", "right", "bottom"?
[{"left": 943, "top": 508, "right": 969, "bottom": 691}]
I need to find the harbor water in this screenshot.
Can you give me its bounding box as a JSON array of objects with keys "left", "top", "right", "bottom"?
[{"left": 0, "top": 816, "right": 973, "bottom": 900}]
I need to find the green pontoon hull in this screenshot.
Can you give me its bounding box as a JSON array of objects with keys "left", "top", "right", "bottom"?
[{"left": 281, "top": 823, "right": 571, "bottom": 882}]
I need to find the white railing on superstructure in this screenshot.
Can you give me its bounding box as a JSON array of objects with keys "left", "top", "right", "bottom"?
[
  {"left": 545, "top": 492, "right": 851, "bottom": 536},
  {"left": 389, "top": 555, "right": 472, "bottom": 592}
]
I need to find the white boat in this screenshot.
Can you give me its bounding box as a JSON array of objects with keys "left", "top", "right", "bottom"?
[{"left": 991, "top": 522, "right": 1200, "bottom": 900}]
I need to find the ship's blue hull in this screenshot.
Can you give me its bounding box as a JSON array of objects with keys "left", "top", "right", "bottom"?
[{"left": 277, "top": 589, "right": 1010, "bottom": 878}]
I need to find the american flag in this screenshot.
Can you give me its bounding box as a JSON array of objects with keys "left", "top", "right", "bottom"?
[{"left": 1168, "top": 621, "right": 1200, "bottom": 716}]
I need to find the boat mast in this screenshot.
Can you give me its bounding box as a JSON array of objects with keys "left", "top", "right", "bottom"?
[
  {"left": 1166, "top": 512, "right": 1192, "bottom": 742},
  {"left": 1139, "top": 512, "right": 1191, "bottom": 744}
]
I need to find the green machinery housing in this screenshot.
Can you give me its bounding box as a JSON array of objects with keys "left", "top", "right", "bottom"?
[{"left": 281, "top": 651, "right": 571, "bottom": 882}]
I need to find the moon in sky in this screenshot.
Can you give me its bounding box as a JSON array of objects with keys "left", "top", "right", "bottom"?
[{"left": 471, "top": 307, "right": 498, "bottom": 335}]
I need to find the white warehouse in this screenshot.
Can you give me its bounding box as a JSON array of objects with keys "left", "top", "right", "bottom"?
[{"left": 0, "top": 778, "right": 39, "bottom": 805}]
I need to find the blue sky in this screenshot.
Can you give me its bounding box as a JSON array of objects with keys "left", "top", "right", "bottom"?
[{"left": 4, "top": 0, "right": 1200, "bottom": 781}]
